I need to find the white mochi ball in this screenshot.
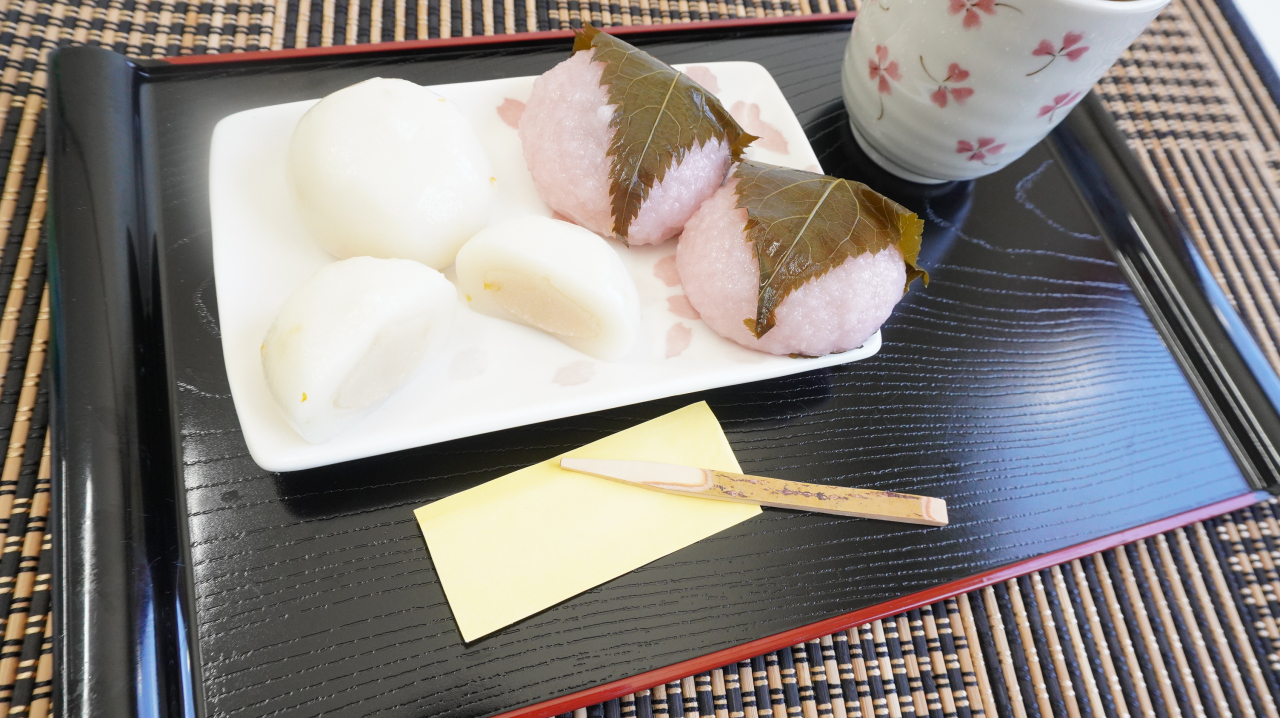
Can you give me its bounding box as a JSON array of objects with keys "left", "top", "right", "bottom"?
[
  {"left": 455, "top": 216, "right": 640, "bottom": 361},
  {"left": 289, "top": 77, "right": 495, "bottom": 269},
  {"left": 261, "top": 257, "right": 457, "bottom": 443}
]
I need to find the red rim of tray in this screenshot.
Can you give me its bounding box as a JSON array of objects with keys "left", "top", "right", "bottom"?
[
  {"left": 162, "top": 11, "right": 860, "bottom": 66},
  {"left": 493, "top": 491, "right": 1264, "bottom": 718}
]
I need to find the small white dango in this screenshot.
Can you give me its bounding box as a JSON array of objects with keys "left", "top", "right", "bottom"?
[
  {"left": 289, "top": 77, "right": 494, "bottom": 269},
  {"left": 456, "top": 216, "right": 640, "bottom": 361},
  {"left": 261, "top": 257, "right": 457, "bottom": 443}
]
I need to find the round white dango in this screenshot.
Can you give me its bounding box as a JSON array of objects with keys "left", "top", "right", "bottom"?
[
  {"left": 456, "top": 216, "right": 640, "bottom": 361},
  {"left": 261, "top": 257, "right": 457, "bottom": 443},
  {"left": 289, "top": 77, "right": 494, "bottom": 269}
]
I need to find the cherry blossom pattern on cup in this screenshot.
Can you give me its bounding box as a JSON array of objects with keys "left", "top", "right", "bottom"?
[
  {"left": 920, "top": 58, "right": 974, "bottom": 109},
  {"left": 868, "top": 45, "right": 901, "bottom": 120},
  {"left": 1028, "top": 32, "right": 1090, "bottom": 76},
  {"left": 949, "top": 0, "right": 1021, "bottom": 30},
  {"left": 1038, "top": 91, "right": 1083, "bottom": 122},
  {"left": 956, "top": 137, "right": 1006, "bottom": 165}
]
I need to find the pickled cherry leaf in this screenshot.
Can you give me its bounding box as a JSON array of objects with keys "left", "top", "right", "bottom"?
[
  {"left": 733, "top": 160, "right": 928, "bottom": 338},
  {"left": 573, "top": 25, "right": 756, "bottom": 243}
]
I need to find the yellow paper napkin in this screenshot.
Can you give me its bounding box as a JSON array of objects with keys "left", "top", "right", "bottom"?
[{"left": 414, "top": 402, "right": 761, "bottom": 641}]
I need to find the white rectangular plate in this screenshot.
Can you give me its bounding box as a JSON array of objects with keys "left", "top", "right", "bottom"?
[{"left": 210, "top": 61, "right": 881, "bottom": 472}]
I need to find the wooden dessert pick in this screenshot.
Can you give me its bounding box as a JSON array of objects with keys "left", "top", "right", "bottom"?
[{"left": 559, "top": 458, "right": 948, "bottom": 527}]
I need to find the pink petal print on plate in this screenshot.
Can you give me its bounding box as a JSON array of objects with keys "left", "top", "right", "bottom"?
[
  {"left": 553, "top": 360, "right": 595, "bottom": 386},
  {"left": 949, "top": 87, "right": 974, "bottom": 104},
  {"left": 682, "top": 65, "right": 721, "bottom": 94},
  {"left": 666, "top": 323, "right": 693, "bottom": 359},
  {"left": 653, "top": 255, "right": 681, "bottom": 287},
  {"left": 449, "top": 347, "right": 488, "bottom": 380},
  {"left": 946, "top": 63, "right": 970, "bottom": 82},
  {"left": 729, "top": 101, "right": 789, "bottom": 154},
  {"left": 666, "top": 295, "right": 701, "bottom": 320},
  {"left": 930, "top": 87, "right": 949, "bottom": 108},
  {"left": 496, "top": 98, "right": 525, "bottom": 129}
]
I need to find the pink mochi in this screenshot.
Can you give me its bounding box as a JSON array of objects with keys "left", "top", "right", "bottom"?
[
  {"left": 519, "top": 50, "right": 732, "bottom": 246},
  {"left": 677, "top": 179, "right": 907, "bottom": 357}
]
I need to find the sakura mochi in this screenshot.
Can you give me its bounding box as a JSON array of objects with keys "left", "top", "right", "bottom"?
[
  {"left": 519, "top": 27, "right": 753, "bottom": 246},
  {"left": 456, "top": 216, "right": 640, "bottom": 361},
  {"left": 289, "top": 77, "right": 494, "bottom": 269},
  {"left": 261, "top": 257, "right": 456, "bottom": 443},
  {"left": 677, "top": 162, "right": 926, "bottom": 357}
]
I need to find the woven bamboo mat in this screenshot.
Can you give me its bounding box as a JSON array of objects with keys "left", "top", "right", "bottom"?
[{"left": 8, "top": 0, "right": 1280, "bottom": 714}]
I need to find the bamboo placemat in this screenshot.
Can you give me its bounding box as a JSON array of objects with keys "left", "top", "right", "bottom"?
[{"left": 6, "top": 0, "right": 1280, "bottom": 714}]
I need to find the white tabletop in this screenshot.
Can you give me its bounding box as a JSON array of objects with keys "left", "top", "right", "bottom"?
[{"left": 1233, "top": 0, "right": 1279, "bottom": 72}]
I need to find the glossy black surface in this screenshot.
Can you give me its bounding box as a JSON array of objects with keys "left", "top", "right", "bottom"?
[
  {"left": 48, "top": 20, "right": 1279, "bottom": 718},
  {"left": 48, "top": 47, "right": 197, "bottom": 718}
]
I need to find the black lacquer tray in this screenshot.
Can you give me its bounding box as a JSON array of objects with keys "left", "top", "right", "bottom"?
[{"left": 47, "top": 15, "right": 1280, "bottom": 718}]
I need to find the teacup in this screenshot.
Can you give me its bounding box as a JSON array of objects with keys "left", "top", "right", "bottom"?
[{"left": 841, "top": 0, "right": 1171, "bottom": 183}]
